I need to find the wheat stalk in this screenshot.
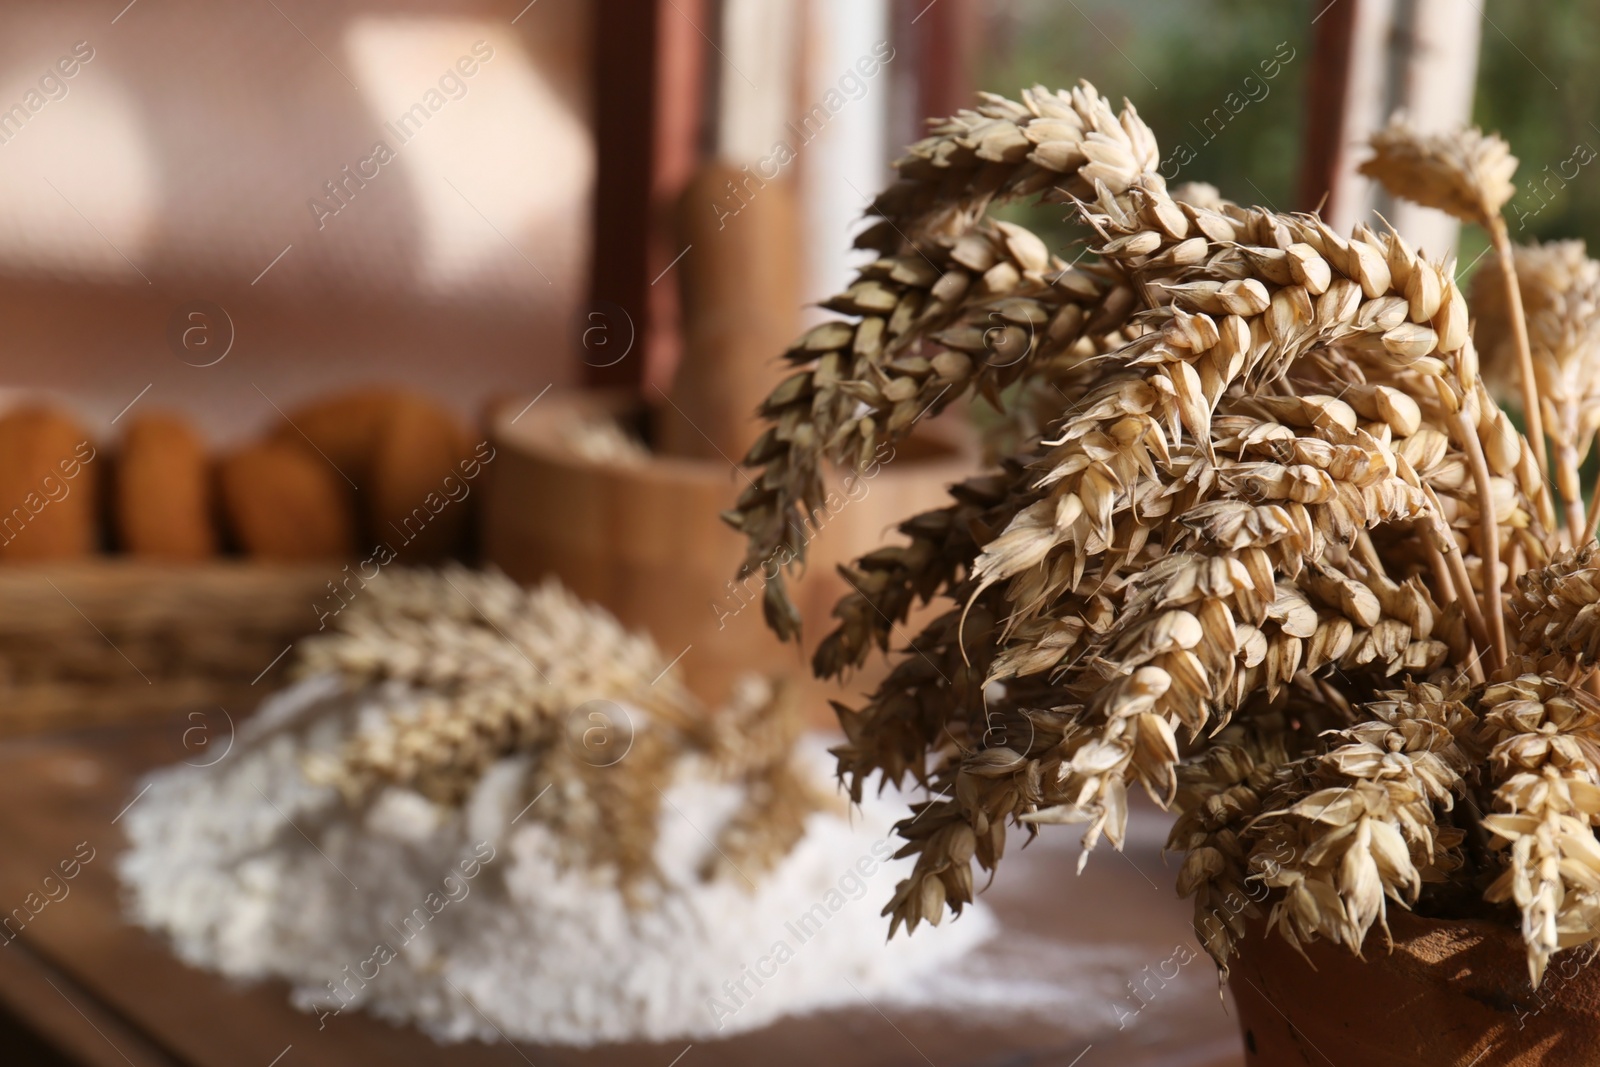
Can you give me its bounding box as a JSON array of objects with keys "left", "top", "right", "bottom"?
[
  {"left": 1473, "top": 240, "right": 1600, "bottom": 545},
  {"left": 1362, "top": 116, "right": 1549, "bottom": 489}
]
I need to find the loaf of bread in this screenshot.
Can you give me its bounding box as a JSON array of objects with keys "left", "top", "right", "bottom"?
[
  {"left": 271, "top": 388, "right": 470, "bottom": 561},
  {"left": 0, "top": 407, "right": 99, "bottom": 561},
  {"left": 269, "top": 387, "right": 401, "bottom": 486},
  {"left": 370, "top": 393, "right": 470, "bottom": 561},
  {"left": 218, "top": 442, "right": 356, "bottom": 560},
  {"left": 115, "top": 413, "right": 217, "bottom": 559}
]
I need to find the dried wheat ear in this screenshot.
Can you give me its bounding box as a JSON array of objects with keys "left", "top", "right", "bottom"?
[
  {"left": 727, "top": 80, "right": 1600, "bottom": 983},
  {"left": 294, "top": 566, "right": 821, "bottom": 893}
]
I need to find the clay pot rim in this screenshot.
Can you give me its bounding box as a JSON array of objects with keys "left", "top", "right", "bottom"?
[
  {"left": 1237, "top": 904, "right": 1573, "bottom": 1000},
  {"left": 1242, "top": 905, "right": 1521, "bottom": 961},
  {"left": 489, "top": 387, "right": 975, "bottom": 490},
  {"left": 1378, "top": 903, "right": 1523, "bottom": 944}
]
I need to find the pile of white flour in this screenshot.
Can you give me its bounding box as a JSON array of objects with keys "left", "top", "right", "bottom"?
[{"left": 119, "top": 676, "right": 994, "bottom": 1045}]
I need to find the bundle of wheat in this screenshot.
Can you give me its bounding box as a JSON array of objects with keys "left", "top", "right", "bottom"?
[
  {"left": 728, "top": 80, "right": 1600, "bottom": 984},
  {"left": 298, "top": 566, "right": 818, "bottom": 888}
]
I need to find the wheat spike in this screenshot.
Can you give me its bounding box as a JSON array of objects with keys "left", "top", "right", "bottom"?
[
  {"left": 1361, "top": 115, "right": 1518, "bottom": 227},
  {"left": 1480, "top": 672, "right": 1600, "bottom": 984}
]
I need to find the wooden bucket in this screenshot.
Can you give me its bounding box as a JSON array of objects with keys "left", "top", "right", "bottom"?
[{"left": 481, "top": 389, "right": 975, "bottom": 720}]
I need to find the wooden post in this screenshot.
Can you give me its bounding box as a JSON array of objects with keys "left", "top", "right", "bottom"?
[
  {"left": 908, "top": 0, "right": 979, "bottom": 128},
  {"left": 1299, "top": 0, "right": 1483, "bottom": 254},
  {"left": 658, "top": 0, "right": 804, "bottom": 462},
  {"left": 585, "top": 0, "right": 707, "bottom": 395},
  {"left": 1297, "top": 0, "right": 1361, "bottom": 217},
  {"left": 1378, "top": 0, "right": 1485, "bottom": 255}
]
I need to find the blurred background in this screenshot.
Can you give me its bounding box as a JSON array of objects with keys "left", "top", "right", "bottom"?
[
  {"left": 3, "top": 0, "right": 1591, "bottom": 432},
  {"left": 984, "top": 0, "right": 1600, "bottom": 283},
  {"left": 0, "top": 1, "right": 1590, "bottom": 1065}
]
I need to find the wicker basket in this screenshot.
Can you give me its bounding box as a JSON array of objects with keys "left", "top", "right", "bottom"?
[{"left": 0, "top": 562, "right": 330, "bottom": 737}]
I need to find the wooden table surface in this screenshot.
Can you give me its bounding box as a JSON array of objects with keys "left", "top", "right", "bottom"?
[{"left": 0, "top": 719, "right": 1246, "bottom": 1067}]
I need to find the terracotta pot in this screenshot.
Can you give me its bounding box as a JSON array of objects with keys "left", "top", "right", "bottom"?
[
  {"left": 1229, "top": 908, "right": 1600, "bottom": 1065},
  {"left": 481, "top": 389, "right": 974, "bottom": 721}
]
